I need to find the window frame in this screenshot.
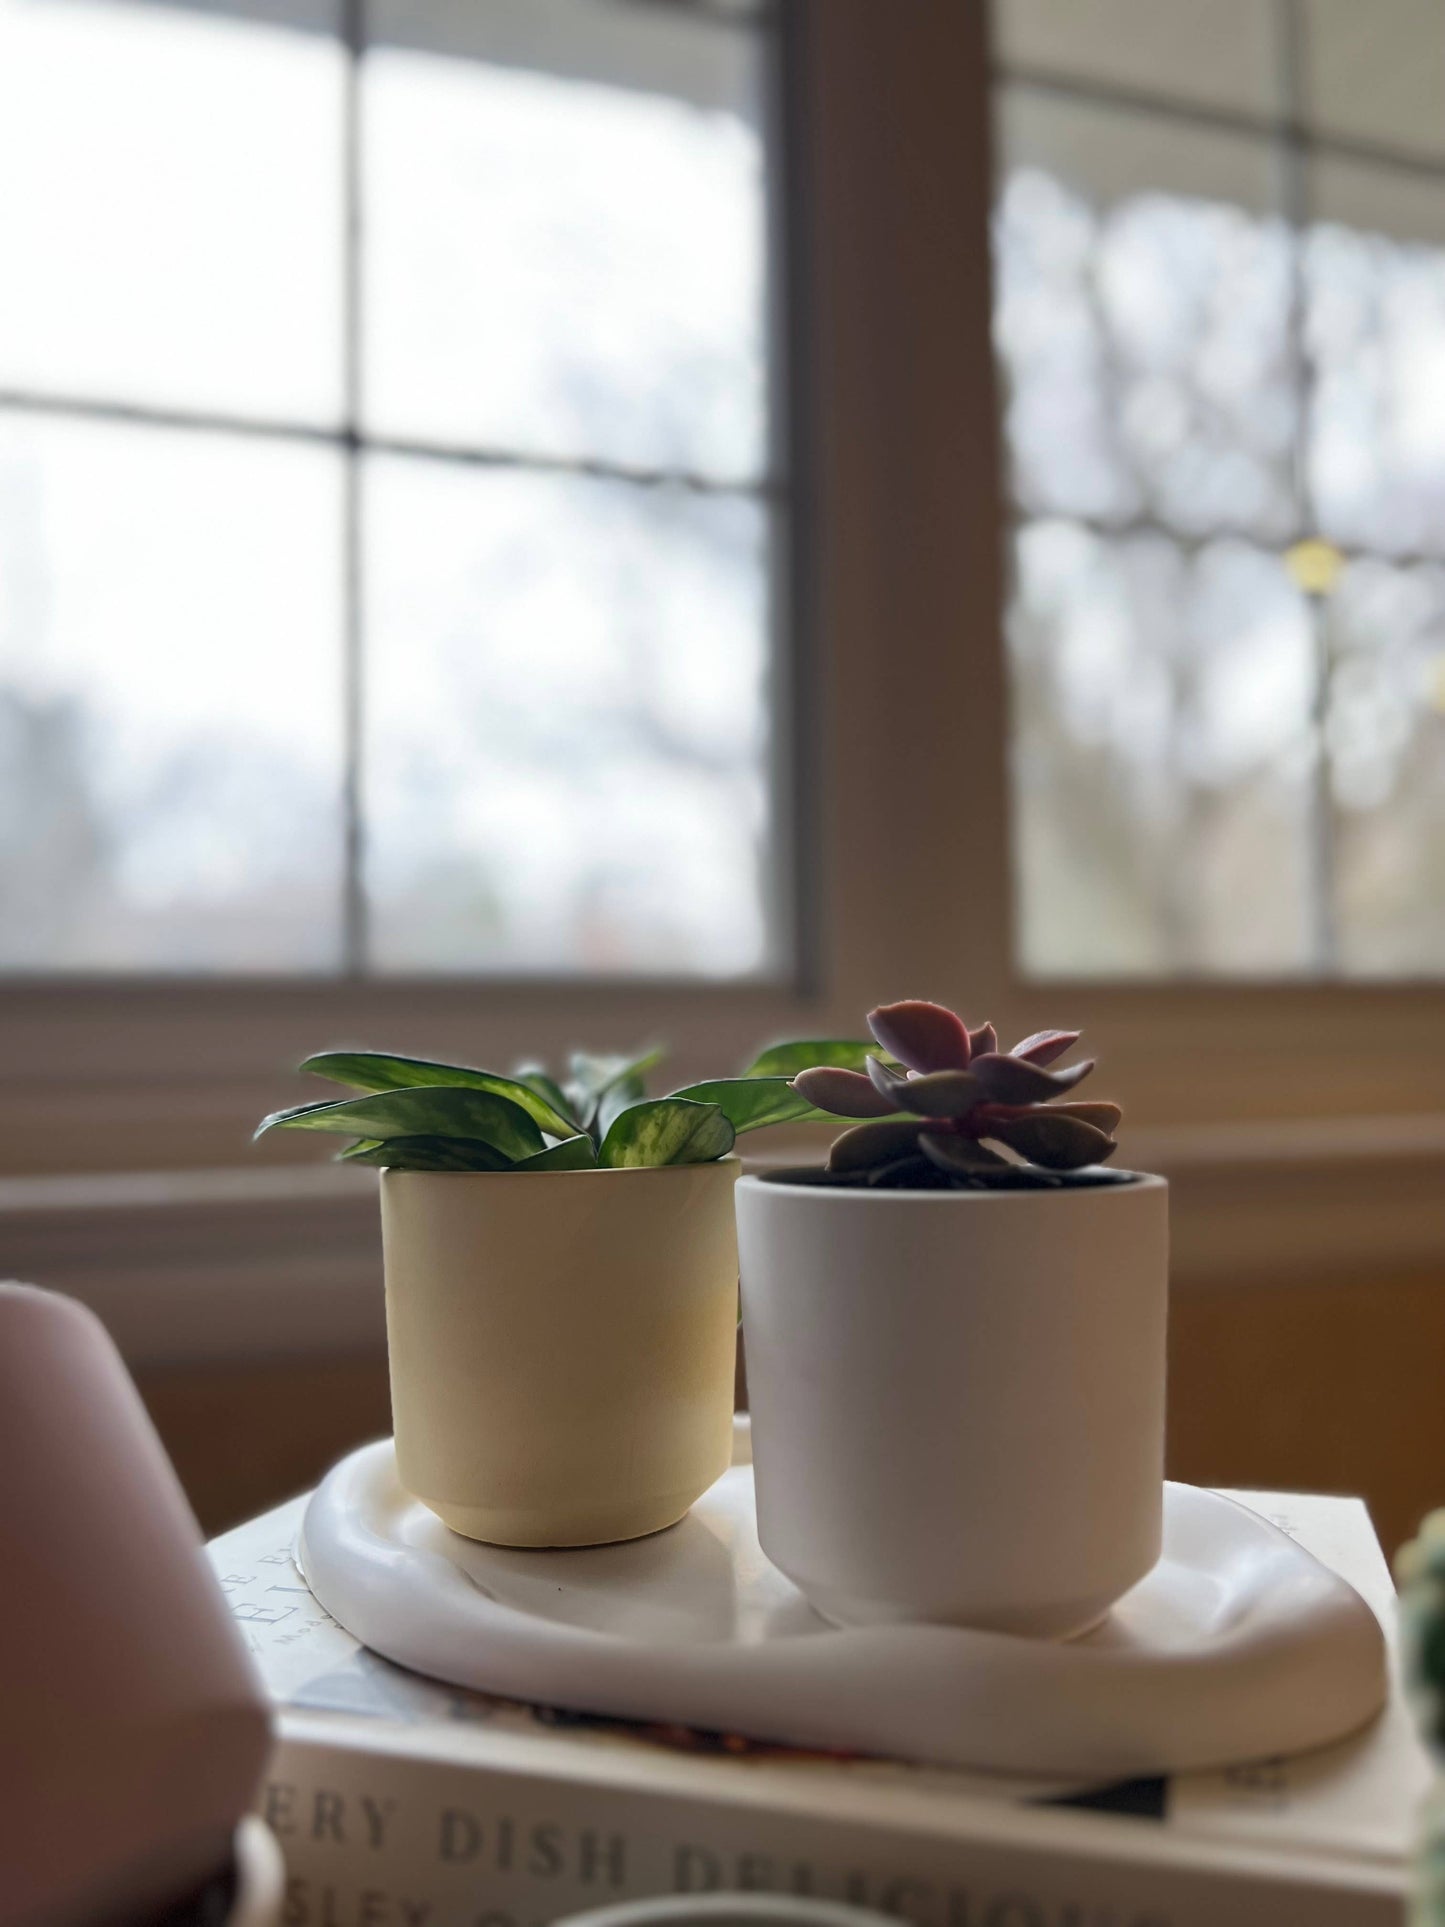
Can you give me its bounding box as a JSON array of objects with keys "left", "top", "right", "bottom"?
[
  {"left": 0, "top": 0, "right": 799, "bottom": 991},
  {"left": 2, "top": 0, "right": 1441, "bottom": 1181}
]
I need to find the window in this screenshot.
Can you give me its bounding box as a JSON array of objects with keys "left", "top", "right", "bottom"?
[
  {"left": 992, "top": 0, "right": 1445, "bottom": 979},
  {"left": 0, "top": 0, "right": 786, "bottom": 980},
  {"left": 8, "top": 4, "right": 1439, "bottom": 1182}
]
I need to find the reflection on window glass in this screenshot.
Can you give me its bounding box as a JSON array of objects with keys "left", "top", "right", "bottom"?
[
  {"left": 0, "top": 416, "right": 345, "bottom": 970},
  {"left": 994, "top": 0, "right": 1445, "bottom": 977},
  {"left": 0, "top": 0, "right": 783, "bottom": 979},
  {"left": 365, "top": 462, "right": 771, "bottom": 976}
]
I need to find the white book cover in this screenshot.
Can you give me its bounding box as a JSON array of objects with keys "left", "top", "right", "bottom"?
[{"left": 209, "top": 1485, "right": 1431, "bottom": 1925}]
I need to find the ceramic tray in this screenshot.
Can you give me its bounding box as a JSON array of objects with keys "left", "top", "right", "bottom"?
[{"left": 298, "top": 1420, "right": 1387, "bottom": 1778}]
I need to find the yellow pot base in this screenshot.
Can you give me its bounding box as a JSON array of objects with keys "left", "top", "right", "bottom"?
[{"left": 420, "top": 1480, "right": 709, "bottom": 1549}]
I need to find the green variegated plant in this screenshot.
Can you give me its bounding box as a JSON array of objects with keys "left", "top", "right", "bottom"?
[
  {"left": 254, "top": 1042, "right": 837, "bottom": 1173},
  {"left": 782, "top": 998, "right": 1128, "bottom": 1190}
]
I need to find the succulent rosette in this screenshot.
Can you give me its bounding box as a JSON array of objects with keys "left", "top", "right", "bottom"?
[{"left": 789, "top": 998, "right": 1124, "bottom": 1189}]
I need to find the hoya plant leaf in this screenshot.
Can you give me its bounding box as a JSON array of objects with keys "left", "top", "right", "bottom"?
[
  {"left": 984, "top": 1109, "right": 1116, "bottom": 1170},
  {"left": 337, "top": 1138, "right": 384, "bottom": 1162},
  {"left": 511, "top": 1134, "right": 599, "bottom": 1172},
  {"left": 967, "top": 1021, "right": 998, "bottom": 1058},
  {"left": 255, "top": 1085, "right": 545, "bottom": 1162},
  {"left": 866, "top": 1001, "right": 973, "bottom": 1074},
  {"left": 339, "top": 1135, "right": 513, "bottom": 1172},
  {"left": 1010, "top": 1029, "right": 1081, "bottom": 1068},
  {"left": 967, "top": 1052, "right": 1094, "bottom": 1105},
  {"left": 511, "top": 1063, "right": 581, "bottom": 1132},
  {"left": 789, "top": 1066, "right": 897, "bottom": 1119},
  {"left": 668, "top": 1077, "right": 832, "bottom": 1133},
  {"left": 741, "top": 1039, "right": 876, "bottom": 1078},
  {"left": 917, "top": 1132, "right": 1011, "bottom": 1176},
  {"left": 566, "top": 1047, "right": 665, "bottom": 1131},
  {"left": 597, "top": 1073, "right": 654, "bottom": 1143},
  {"left": 826, "top": 1116, "right": 925, "bottom": 1173},
  {"left": 598, "top": 1098, "right": 735, "bottom": 1168},
  {"left": 300, "top": 1052, "right": 577, "bottom": 1139}
]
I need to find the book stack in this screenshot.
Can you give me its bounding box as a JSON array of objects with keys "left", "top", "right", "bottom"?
[{"left": 209, "top": 1487, "right": 1430, "bottom": 1926}]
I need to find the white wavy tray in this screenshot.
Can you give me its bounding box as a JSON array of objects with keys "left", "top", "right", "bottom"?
[{"left": 298, "top": 1420, "right": 1387, "bottom": 1778}]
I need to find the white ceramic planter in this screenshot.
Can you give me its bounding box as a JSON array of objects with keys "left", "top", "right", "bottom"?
[
  {"left": 736, "top": 1172, "right": 1168, "bottom": 1637},
  {"left": 381, "top": 1161, "right": 740, "bottom": 1547}
]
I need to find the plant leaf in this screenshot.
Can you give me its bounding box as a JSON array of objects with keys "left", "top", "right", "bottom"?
[
  {"left": 596, "top": 1075, "right": 650, "bottom": 1142},
  {"left": 866, "top": 1001, "right": 972, "bottom": 1073},
  {"left": 597, "top": 1098, "right": 735, "bottom": 1168},
  {"left": 866, "top": 1056, "right": 982, "bottom": 1116},
  {"left": 826, "top": 1116, "right": 925, "bottom": 1172},
  {"left": 337, "top": 1138, "right": 384, "bottom": 1162},
  {"left": 984, "top": 1110, "right": 1116, "bottom": 1170},
  {"left": 917, "top": 1132, "right": 1011, "bottom": 1175},
  {"left": 1010, "top": 1029, "right": 1081, "bottom": 1068},
  {"left": 865, "top": 1156, "right": 942, "bottom": 1188},
  {"left": 741, "top": 1039, "right": 876, "bottom": 1078},
  {"left": 255, "top": 1085, "right": 545, "bottom": 1161},
  {"left": 789, "top": 1066, "right": 898, "bottom": 1119},
  {"left": 339, "top": 1135, "right": 513, "bottom": 1171},
  {"left": 1047, "top": 1099, "right": 1123, "bottom": 1135},
  {"left": 511, "top": 1134, "right": 599, "bottom": 1172},
  {"left": 968, "top": 1052, "right": 1094, "bottom": 1104},
  {"left": 967, "top": 1021, "right": 998, "bottom": 1057},
  {"left": 511, "top": 1063, "right": 581, "bottom": 1131},
  {"left": 300, "top": 1052, "right": 577, "bottom": 1138},
  {"left": 668, "top": 1077, "right": 831, "bottom": 1133},
  {"left": 566, "top": 1048, "right": 665, "bottom": 1131},
  {"left": 893, "top": 1070, "right": 984, "bottom": 1119}
]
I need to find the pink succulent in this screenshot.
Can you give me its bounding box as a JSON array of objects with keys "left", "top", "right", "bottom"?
[{"left": 791, "top": 999, "right": 1120, "bottom": 1182}]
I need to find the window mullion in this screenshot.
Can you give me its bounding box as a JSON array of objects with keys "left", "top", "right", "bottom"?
[{"left": 341, "top": 0, "right": 367, "bottom": 976}]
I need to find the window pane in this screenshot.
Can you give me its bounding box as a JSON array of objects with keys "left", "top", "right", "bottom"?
[
  {"left": 993, "top": 29, "right": 1445, "bottom": 979},
  {"left": 0, "top": 415, "right": 345, "bottom": 970},
  {"left": 995, "top": 91, "right": 1297, "bottom": 540},
  {"left": 1010, "top": 522, "right": 1318, "bottom": 976},
  {"left": 1306, "top": 174, "right": 1445, "bottom": 560},
  {"left": 1326, "top": 559, "right": 1445, "bottom": 974},
  {"left": 363, "top": 0, "right": 770, "bottom": 479},
  {"left": 0, "top": 0, "right": 344, "bottom": 422},
  {"left": 363, "top": 459, "right": 773, "bottom": 976}
]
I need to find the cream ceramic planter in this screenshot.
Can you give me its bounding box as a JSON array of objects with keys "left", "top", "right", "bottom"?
[
  {"left": 381, "top": 1161, "right": 740, "bottom": 1547},
  {"left": 736, "top": 1171, "right": 1168, "bottom": 1637}
]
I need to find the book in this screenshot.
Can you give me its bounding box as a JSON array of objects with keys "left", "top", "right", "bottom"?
[{"left": 208, "top": 1484, "right": 1431, "bottom": 1926}]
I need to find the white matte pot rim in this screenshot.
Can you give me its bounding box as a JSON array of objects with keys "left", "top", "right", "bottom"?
[{"left": 741, "top": 1168, "right": 1161, "bottom": 1200}]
